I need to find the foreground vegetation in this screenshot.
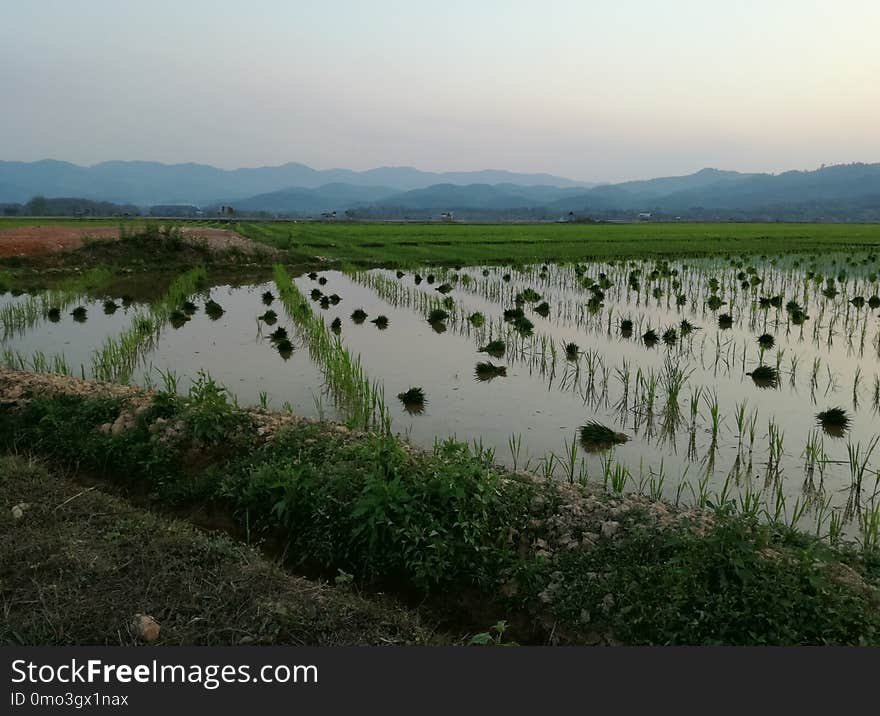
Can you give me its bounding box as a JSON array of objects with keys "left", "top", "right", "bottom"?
[
  {"left": 0, "top": 454, "right": 440, "bottom": 645},
  {"left": 2, "top": 369, "right": 878, "bottom": 645}
]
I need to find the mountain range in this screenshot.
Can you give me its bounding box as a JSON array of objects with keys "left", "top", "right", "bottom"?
[{"left": 1, "top": 160, "right": 879, "bottom": 221}]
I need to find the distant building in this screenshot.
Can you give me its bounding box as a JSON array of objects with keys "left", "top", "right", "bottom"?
[
  {"left": 637, "top": 212, "right": 652, "bottom": 220},
  {"left": 440, "top": 211, "right": 454, "bottom": 222},
  {"left": 320, "top": 210, "right": 337, "bottom": 220}
]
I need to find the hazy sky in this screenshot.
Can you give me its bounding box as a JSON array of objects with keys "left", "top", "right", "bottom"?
[{"left": 2, "top": 0, "right": 879, "bottom": 182}]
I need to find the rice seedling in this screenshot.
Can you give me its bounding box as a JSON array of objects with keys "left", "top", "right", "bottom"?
[
  {"left": 307, "top": 272, "right": 318, "bottom": 280},
  {"left": 71, "top": 306, "right": 88, "bottom": 322},
  {"left": 479, "top": 339, "right": 506, "bottom": 358},
  {"left": 47, "top": 307, "right": 60, "bottom": 322},
  {"left": 276, "top": 338, "right": 294, "bottom": 359},
  {"left": 330, "top": 317, "right": 342, "bottom": 334},
  {"left": 204, "top": 299, "right": 224, "bottom": 320},
  {"left": 371, "top": 315, "right": 389, "bottom": 329},
  {"left": 259, "top": 309, "right": 278, "bottom": 324},
  {"left": 169, "top": 309, "right": 189, "bottom": 329},
  {"left": 262, "top": 291, "right": 275, "bottom": 305},
  {"left": 474, "top": 361, "right": 507, "bottom": 382},
  {"left": 397, "top": 386, "right": 427, "bottom": 415},
  {"left": 270, "top": 326, "right": 289, "bottom": 343},
  {"left": 662, "top": 327, "right": 678, "bottom": 345},
  {"left": 436, "top": 283, "right": 453, "bottom": 294},
  {"left": 329, "top": 294, "right": 341, "bottom": 305},
  {"left": 310, "top": 288, "right": 323, "bottom": 301},
  {"left": 642, "top": 328, "right": 659, "bottom": 347},
  {"left": 717, "top": 313, "right": 733, "bottom": 329},
  {"left": 319, "top": 296, "right": 331, "bottom": 309},
  {"left": 426, "top": 307, "right": 449, "bottom": 324},
  {"left": 869, "top": 295, "right": 880, "bottom": 309},
  {"left": 579, "top": 421, "right": 628, "bottom": 452},
  {"left": 351, "top": 308, "right": 368, "bottom": 324},
  {"left": 816, "top": 407, "right": 850, "bottom": 438},
  {"left": 534, "top": 301, "right": 551, "bottom": 318},
  {"left": 318, "top": 276, "right": 327, "bottom": 286},
  {"left": 564, "top": 342, "right": 579, "bottom": 361},
  {"left": 620, "top": 318, "right": 633, "bottom": 337},
  {"left": 757, "top": 333, "right": 775, "bottom": 350},
  {"left": 746, "top": 364, "right": 779, "bottom": 388},
  {"left": 103, "top": 299, "right": 118, "bottom": 314},
  {"left": 679, "top": 319, "right": 695, "bottom": 336},
  {"left": 121, "top": 295, "right": 134, "bottom": 308},
  {"left": 468, "top": 312, "right": 485, "bottom": 327},
  {"left": 182, "top": 300, "right": 198, "bottom": 315}
]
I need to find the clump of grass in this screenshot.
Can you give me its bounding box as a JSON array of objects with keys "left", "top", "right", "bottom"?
[
  {"left": 121, "top": 295, "right": 134, "bottom": 308},
  {"left": 868, "top": 295, "right": 880, "bottom": 310},
  {"left": 330, "top": 317, "right": 342, "bottom": 334},
  {"left": 850, "top": 296, "right": 865, "bottom": 309},
  {"left": 620, "top": 319, "right": 633, "bottom": 337},
  {"left": 307, "top": 271, "right": 318, "bottom": 280},
  {"left": 329, "top": 294, "right": 341, "bottom": 305},
  {"left": 642, "top": 328, "right": 659, "bottom": 347},
  {"left": 71, "top": 306, "right": 88, "bottom": 322},
  {"left": 816, "top": 407, "right": 850, "bottom": 438},
  {"left": 351, "top": 308, "right": 368, "bottom": 324},
  {"left": 468, "top": 312, "right": 485, "bottom": 327},
  {"left": 534, "top": 301, "right": 551, "bottom": 318},
  {"left": 414, "top": 274, "right": 423, "bottom": 285},
  {"left": 565, "top": 342, "right": 579, "bottom": 361},
  {"left": 679, "top": 319, "right": 695, "bottom": 336},
  {"left": 205, "top": 300, "right": 224, "bottom": 320},
  {"left": 706, "top": 296, "right": 725, "bottom": 311},
  {"left": 479, "top": 339, "right": 506, "bottom": 358},
  {"left": 746, "top": 365, "right": 779, "bottom": 388},
  {"left": 396, "top": 270, "right": 405, "bottom": 279},
  {"left": 662, "top": 327, "right": 678, "bottom": 345},
  {"left": 259, "top": 309, "right": 278, "bottom": 325},
  {"left": 426, "top": 274, "right": 435, "bottom": 284},
  {"left": 475, "top": 361, "right": 507, "bottom": 382},
  {"left": 262, "top": 291, "right": 275, "bottom": 305},
  {"left": 371, "top": 315, "right": 389, "bottom": 330},
  {"left": 757, "top": 333, "right": 775, "bottom": 350},
  {"left": 512, "top": 315, "right": 534, "bottom": 337},
  {"left": 103, "top": 299, "right": 118, "bottom": 314},
  {"left": 310, "top": 288, "right": 323, "bottom": 301},
  {"left": 319, "top": 296, "right": 330, "bottom": 310},
  {"left": 397, "top": 386, "right": 427, "bottom": 415},
  {"left": 579, "top": 421, "right": 629, "bottom": 453},
  {"left": 318, "top": 277, "right": 327, "bottom": 286},
  {"left": 47, "top": 307, "right": 61, "bottom": 322},
  {"left": 182, "top": 300, "right": 198, "bottom": 315},
  {"left": 718, "top": 313, "right": 733, "bottom": 329},
  {"left": 436, "top": 283, "right": 453, "bottom": 294}
]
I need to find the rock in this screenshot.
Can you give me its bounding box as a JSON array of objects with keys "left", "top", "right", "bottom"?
[
  {"left": 132, "top": 614, "right": 160, "bottom": 643},
  {"left": 600, "top": 520, "right": 620, "bottom": 538},
  {"left": 602, "top": 593, "right": 615, "bottom": 613},
  {"left": 11, "top": 503, "right": 28, "bottom": 520},
  {"left": 334, "top": 425, "right": 349, "bottom": 434}
]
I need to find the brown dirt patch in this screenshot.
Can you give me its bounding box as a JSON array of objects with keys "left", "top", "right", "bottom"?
[{"left": 0, "top": 225, "right": 271, "bottom": 257}]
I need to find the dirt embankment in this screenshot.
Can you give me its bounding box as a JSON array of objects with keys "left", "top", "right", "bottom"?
[{"left": 0, "top": 225, "right": 270, "bottom": 258}]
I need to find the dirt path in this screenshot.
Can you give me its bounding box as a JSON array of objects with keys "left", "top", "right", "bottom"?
[{"left": 0, "top": 225, "right": 269, "bottom": 257}]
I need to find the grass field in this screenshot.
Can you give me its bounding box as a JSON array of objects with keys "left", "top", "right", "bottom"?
[
  {"left": 4, "top": 218, "right": 880, "bottom": 267},
  {"left": 233, "top": 221, "right": 880, "bottom": 265}
]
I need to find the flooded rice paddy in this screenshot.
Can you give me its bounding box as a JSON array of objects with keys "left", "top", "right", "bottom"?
[{"left": 4, "top": 250, "right": 880, "bottom": 540}]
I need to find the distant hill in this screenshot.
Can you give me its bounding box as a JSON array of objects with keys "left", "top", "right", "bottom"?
[
  {"left": 0, "top": 160, "right": 591, "bottom": 205},
  {"left": 2, "top": 160, "right": 879, "bottom": 221}
]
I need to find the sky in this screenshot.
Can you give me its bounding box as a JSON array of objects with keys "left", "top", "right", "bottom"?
[{"left": 2, "top": 0, "right": 879, "bottom": 183}]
